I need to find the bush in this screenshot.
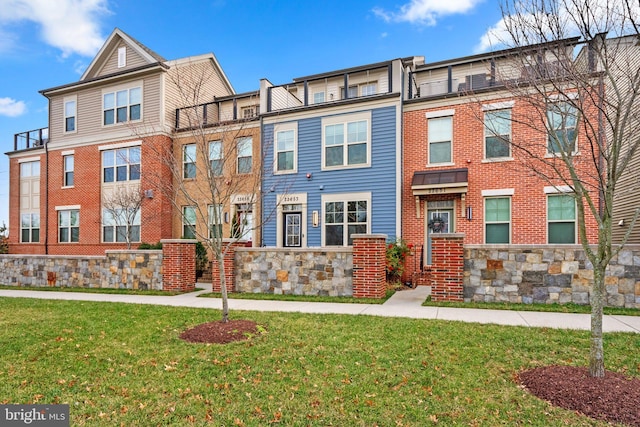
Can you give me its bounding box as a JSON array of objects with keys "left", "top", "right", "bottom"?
[
  {"left": 0, "top": 222, "right": 8, "bottom": 254},
  {"left": 194, "top": 241, "right": 209, "bottom": 273},
  {"left": 138, "top": 242, "right": 163, "bottom": 250},
  {"left": 385, "top": 238, "right": 412, "bottom": 284}
]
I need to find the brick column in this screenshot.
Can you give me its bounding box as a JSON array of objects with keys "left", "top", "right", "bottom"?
[
  {"left": 161, "top": 239, "right": 196, "bottom": 292},
  {"left": 352, "top": 234, "right": 387, "bottom": 299},
  {"left": 430, "top": 233, "right": 464, "bottom": 302},
  {"left": 211, "top": 239, "right": 246, "bottom": 293}
]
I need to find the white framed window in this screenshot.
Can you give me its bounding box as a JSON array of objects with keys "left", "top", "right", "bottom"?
[
  {"left": 183, "top": 206, "right": 196, "bottom": 239},
  {"left": 341, "top": 85, "right": 357, "bottom": 99},
  {"left": 361, "top": 83, "right": 377, "bottom": 96},
  {"left": 183, "top": 144, "right": 196, "bottom": 179},
  {"left": 237, "top": 137, "right": 252, "bottom": 174},
  {"left": 63, "top": 154, "right": 74, "bottom": 187},
  {"left": 102, "top": 208, "right": 141, "bottom": 243},
  {"left": 428, "top": 116, "right": 453, "bottom": 164},
  {"left": 322, "top": 192, "right": 371, "bottom": 246},
  {"left": 103, "top": 86, "right": 141, "bottom": 125},
  {"left": 547, "top": 101, "right": 577, "bottom": 154},
  {"left": 64, "top": 97, "right": 76, "bottom": 133},
  {"left": 322, "top": 112, "right": 370, "bottom": 170},
  {"left": 20, "top": 213, "right": 40, "bottom": 243},
  {"left": 208, "top": 204, "right": 223, "bottom": 239},
  {"left": 484, "top": 197, "right": 511, "bottom": 243},
  {"left": 58, "top": 209, "right": 80, "bottom": 243},
  {"left": 547, "top": 194, "right": 576, "bottom": 244},
  {"left": 102, "top": 147, "right": 140, "bottom": 183},
  {"left": 484, "top": 109, "right": 511, "bottom": 159},
  {"left": 275, "top": 123, "right": 297, "bottom": 173},
  {"left": 20, "top": 160, "right": 40, "bottom": 178},
  {"left": 209, "top": 140, "right": 223, "bottom": 177},
  {"left": 313, "top": 92, "right": 325, "bottom": 104},
  {"left": 117, "top": 47, "right": 126, "bottom": 68}
]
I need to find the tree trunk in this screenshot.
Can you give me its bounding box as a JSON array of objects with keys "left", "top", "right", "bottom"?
[
  {"left": 218, "top": 256, "right": 229, "bottom": 323},
  {"left": 589, "top": 268, "right": 605, "bottom": 377}
]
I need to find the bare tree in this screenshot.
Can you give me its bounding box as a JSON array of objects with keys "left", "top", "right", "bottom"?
[
  {"left": 481, "top": 0, "right": 640, "bottom": 377},
  {"left": 144, "top": 59, "right": 283, "bottom": 323},
  {"left": 102, "top": 185, "right": 144, "bottom": 250}
]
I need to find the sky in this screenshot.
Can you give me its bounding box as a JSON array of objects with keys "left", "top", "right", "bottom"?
[{"left": 0, "top": 0, "right": 509, "bottom": 230}]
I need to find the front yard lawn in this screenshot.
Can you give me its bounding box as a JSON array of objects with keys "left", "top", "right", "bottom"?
[{"left": 0, "top": 297, "right": 638, "bottom": 426}]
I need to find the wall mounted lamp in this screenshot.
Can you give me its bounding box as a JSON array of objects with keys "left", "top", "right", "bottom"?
[{"left": 312, "top": 211, "right": 319, "bottom": 227}]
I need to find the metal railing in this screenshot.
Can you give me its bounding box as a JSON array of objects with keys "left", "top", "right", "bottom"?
[{"left": 14, "top": 128, "right": 48, "bottom": 151}]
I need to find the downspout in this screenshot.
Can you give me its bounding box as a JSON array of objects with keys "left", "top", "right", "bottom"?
[
  {"left": 259, "top": 114, "right": 264, "bottom": 247},
  {"left": 44, "top": 97, "right": 50, "bottom": 255}
]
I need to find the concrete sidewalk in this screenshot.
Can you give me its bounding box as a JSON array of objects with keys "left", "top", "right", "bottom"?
[{"left": 0, "top": 285, "right": 639, "bottom": 333}]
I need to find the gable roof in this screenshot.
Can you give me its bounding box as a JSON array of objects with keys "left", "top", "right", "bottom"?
[{"left": 80, "top": 28, "right": 166, "bottom": 81}]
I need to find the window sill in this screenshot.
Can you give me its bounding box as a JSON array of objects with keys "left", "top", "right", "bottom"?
[
  {"left": 62, "top": 186, "right": 74, "bottom": 189},
  {"left": 481, "top": 157, "right": 513, "bottom": 163},
  {"left": 273, "top": 170, "right": 297, "bottom": 175},
  {"left": 544, "top": 152, "right": 579, "bottom": 158},
  {"left": 321, "top": 163, "right": 371, "bottom": 172},
  {"left": 425, "top": 162, "right": 455, "bottom": 168}
]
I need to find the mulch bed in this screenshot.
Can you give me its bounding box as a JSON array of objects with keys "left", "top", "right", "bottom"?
[
  {"left": 179, "top": 320, "right": 260, "bottom": 344},
  {"left": 519, "top": 365, "right": 640, "bottom": 426}
]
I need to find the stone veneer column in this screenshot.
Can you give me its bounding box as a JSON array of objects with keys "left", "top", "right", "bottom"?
[
  {"left": 161, "top": 239, "right": 196, "bottom": 292},
  {"left": 211, "top": 239, "right": 247, "bottom": 293},
  {"left": 352, "top": 234, "right": 387, "bottom": 299},
  {"left": 430, "top": 233, "right": 464, "bottom": 302}
]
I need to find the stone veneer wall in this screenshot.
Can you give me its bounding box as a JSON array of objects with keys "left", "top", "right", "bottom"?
[
  {"left": 0, "top": 250, "right": 163, "bottom": 290},
  {"left": 464, "top": 245, "right": 640, "bottom": 308},
  {"left": 235, "top": 247, "right": 353, "bottom": 296}
]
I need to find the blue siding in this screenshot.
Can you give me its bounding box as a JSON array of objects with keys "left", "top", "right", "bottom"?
[{"left": 262, "top": 105, "right": 397, "bottom": 247}]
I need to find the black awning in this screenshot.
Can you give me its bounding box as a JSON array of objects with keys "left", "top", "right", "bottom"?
[{"left": 411, "top": 168, "right": 468, "bottom": 195}]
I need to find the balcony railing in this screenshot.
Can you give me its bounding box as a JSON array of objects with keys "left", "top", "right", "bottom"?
[{"left": 14, "top": 128, "right": 48, "bottom": 151}]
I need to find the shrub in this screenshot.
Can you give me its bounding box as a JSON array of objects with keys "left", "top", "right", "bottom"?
[
  {"left": 385, "top": 238, "right": 412, "bottom": 284},
  {"left": 0, "top": 222, "right": 8, "bottom": 254},
  {"left": 138, "top": 242, "right": 163, "bottom": 250}
]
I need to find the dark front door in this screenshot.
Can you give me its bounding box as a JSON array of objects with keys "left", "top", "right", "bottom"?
[{"left": 284, "top": 212, "right": 302, "bottom": 247}]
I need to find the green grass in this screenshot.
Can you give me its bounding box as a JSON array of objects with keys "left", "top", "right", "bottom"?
[
  {"left": 0, "top": 285, "right": 201, "bottom": 296},
  {"left": 0, "top": 298, "right": 637, "bottom": 426},
  {"left": 199, "top": 290, "right": 394, "bottom": 304},
  {"left": 423, "top": 298, "right": 640, "bottom": 316}
]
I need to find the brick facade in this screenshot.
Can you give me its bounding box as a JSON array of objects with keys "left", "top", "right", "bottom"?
[
  {"left": 402, "top": 99, "right": 600, "bottom": 280},
  {"left": 430, "top": 234, "right": 465, "bottom": 302},
  {"left": 352, "top": 234, "right": 387, "bottom": 299},
  {"left": 211, "top": 240, "right": 246, "bottom": 293}
]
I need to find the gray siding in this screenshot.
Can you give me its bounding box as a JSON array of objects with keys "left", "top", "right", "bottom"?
[{"left": 99, "top": 40, "right": 149, "bottom": 77}]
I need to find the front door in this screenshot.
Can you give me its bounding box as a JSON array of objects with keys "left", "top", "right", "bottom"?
[
  {"left": 283, "top": 212, "right": 302, "bottom": 247},
  {"left": 425, "top": 208, "right": 453, "bottom": 265}
]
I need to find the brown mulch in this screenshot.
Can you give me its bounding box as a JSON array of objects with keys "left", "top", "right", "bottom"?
[
  {"left": 179, "top": 320, "right": 260, "bottom": 344},
  {"left": 519, "top": 365, "right": 640, "bottom": 426}
]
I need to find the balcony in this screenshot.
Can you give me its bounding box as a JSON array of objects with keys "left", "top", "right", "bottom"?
[
  {"left": 13, "top": 128, "right": 48, "bottom": 151},
  {"left": 175, "top": 98, "right": 260, "bottom": 131}
]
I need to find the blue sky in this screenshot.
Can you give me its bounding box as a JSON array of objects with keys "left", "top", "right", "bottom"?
[{"left": 0, "top": 0, "right": 507, "bottom": 229}]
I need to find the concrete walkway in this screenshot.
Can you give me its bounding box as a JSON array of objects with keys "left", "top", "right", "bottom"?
[{"left": 0, "top": 285, "right": 639, "bottom": 333}]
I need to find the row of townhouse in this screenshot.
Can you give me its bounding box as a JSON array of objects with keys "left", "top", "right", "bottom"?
[{"left": 6, "top": 28, "right": 639, "bottom": 279}]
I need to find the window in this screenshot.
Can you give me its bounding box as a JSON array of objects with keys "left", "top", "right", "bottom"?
[
  {"left": 63, "top": 155, "right": 74, "bottom": 187},
  {"left": 20, "top": 161, "right": 40, "bottom": 177},
  {"left": 64, "top": 99, "right": 76, "bottom": 132},
  {"left": 237, "top": 137, "right": 252, "bottom": 174},
  {"left": 276, "top": 129, "right": 295, "bottom": 172},
  {"left": 361, "top": 83, "right": 377, "bottom": 96},
  {"left": 103, "top": 86, "right": 141, "bottom": 125},
  {"left": 325, "top": 199, "right": 368, "bottom": 246},
  {"left": 102, "top": 208, "right": 141, "bottom": 243},
  {"left": 484, "top": 110, "right": 511, "bottom": 159},
  {"left": 324, "top": 119, "right": 368, "bottom": 168},
  {"left": 548, "top": 194, "right": 576, "bottom": 243},
  {"left": 428, "top": 116, "right": 452, "bottom": 164},
  {"left": 208, "top": 204, "right": 223, "bottom": 238},
  {"left": 313, "top": 92, "right": 325, "bottom": 104},
  {"left": 341, "top": 85, "right": 357, "bottom": 99},
  {"left": 209, "top": 141, "right": 223, "bottom": 177},
  {"left": 20, "top": 213, "right": 40, "bottom": 243},
  {"left": 548, "top": 101, "right": 577, "bottom": 154},
  {"left": 59, "top": 209, "right": 79, "bottom": 243},
  {"left": 241, "top": 106, "right": 257, "bottom": 119},
  {"left": 102, "top": 147, "right": 140, "bottom": 183},
  {"left": 183, "top": 206, "right": 196, "bottom": 239},
  {"left": 485, "top": 197, "right": 510, "bottom": 243},
  {"left": 183, "top": 144, "right": 196, "bottom": 179},
  {"left": 117, "top": 47, "right": 126, "bottom": 68}
]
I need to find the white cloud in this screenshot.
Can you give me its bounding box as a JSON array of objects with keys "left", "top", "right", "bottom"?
[
  {"left": 0, "top": 0, "right": 110, "bottom": 58},
  {"left": 373, "top": 0, "right": 484, "bottom": 26},
  {"left": 0, "top": 97, "right": 27, "bottom": 117},
  {"left": 475, "top": 0, "right": 640, "bottom": 53}
]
